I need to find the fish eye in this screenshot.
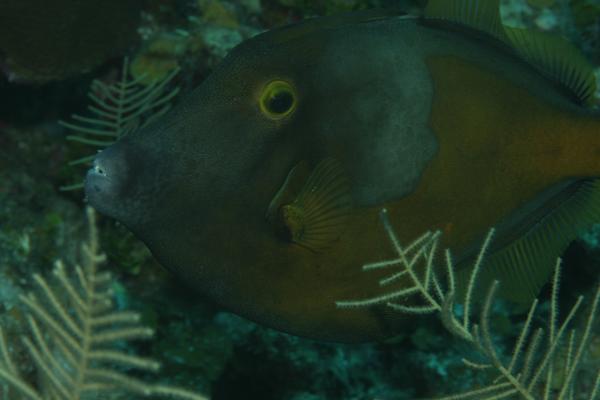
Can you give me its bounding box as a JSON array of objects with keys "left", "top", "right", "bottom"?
[{"left": 259, "top": 80, "right": 297, "bottom": 120}]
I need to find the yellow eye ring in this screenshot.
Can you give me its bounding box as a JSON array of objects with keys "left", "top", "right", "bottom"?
[{"left": 259, "top": 80, "right": 297, "bottom": 120}]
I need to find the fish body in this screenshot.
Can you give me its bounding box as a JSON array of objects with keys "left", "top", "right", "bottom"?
[{"left": 86, "top": 1, "right": 600, "bottom": 342}]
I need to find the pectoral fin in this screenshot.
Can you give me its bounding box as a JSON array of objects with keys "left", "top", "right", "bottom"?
[
  {"left": 270, "top": 158, "right": 353, "bottom": 252},
  {"left": 266, "top": 160, "right": 310, "bottom": 224}
]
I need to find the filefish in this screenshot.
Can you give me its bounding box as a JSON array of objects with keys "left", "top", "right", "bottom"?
[{"left": 85, "top": 0, "right": 600, "bottom": 342}]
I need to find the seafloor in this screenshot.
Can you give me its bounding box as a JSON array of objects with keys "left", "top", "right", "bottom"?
[{"left": 0, "top": 0, "right": 598, "bottom": 399}]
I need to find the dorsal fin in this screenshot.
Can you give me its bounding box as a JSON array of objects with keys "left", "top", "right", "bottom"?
[
  {"left": 424, "top": 0, "right": 597, "bottom": 106},
  {"left": 424, "top": 0, "right": 507, "bottom": 41},
  {"left": 267, "top": 9, "right": 405, "bottom": 46},
  {"left": 505, "top": 27, "right": 597, "bottom": 106}
]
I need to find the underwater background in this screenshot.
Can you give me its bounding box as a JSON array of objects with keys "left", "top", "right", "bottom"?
[{"left": 0, "top": 0, "right": 598, "bottom": 399}]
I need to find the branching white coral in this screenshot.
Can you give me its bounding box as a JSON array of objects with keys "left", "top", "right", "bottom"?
[
  {"left": 0, "top": 208, "right": 208, "bottom": 400},
  {"left": 337, "top": 208, "right": 600, "bottom": 400}
]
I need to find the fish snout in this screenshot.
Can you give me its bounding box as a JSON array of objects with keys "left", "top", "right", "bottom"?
[{"left": 85, "top": 145, "right": 128, "bottom": 211}]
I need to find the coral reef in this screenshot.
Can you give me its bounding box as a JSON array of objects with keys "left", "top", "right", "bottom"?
[
  {"left": 131, "top": 34, "right": 192, "bottom": 85},
  {"left": 569, "top": 0, "right": 600, "bottom": 63},
  {"left": 0, "top": 208, "right": 207, "bottom": 399}
]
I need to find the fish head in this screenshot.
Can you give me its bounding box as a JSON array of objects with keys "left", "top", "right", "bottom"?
[
  {"left": 84, "top": 11, "right": 421, "bottom": 261},
  {"left": 84, "top": 24, "right": 336, "bottom": 243},
  {"left": 85, "top": 12, "right": 429, "bottom": 251}
]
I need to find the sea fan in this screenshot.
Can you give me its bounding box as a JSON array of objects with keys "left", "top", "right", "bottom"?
[
  {"left": 60, "top": 58, "right": 180, "bottom": 190},
  {"left": 0, "top": 208, "right": 207, "bottom": 400}
]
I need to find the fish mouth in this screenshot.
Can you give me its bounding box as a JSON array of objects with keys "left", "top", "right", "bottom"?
[
  {"left": 84, "top": 146, "right": 127, "bottom": 216},
  {"left": 85, "top": 161, "right": 109, "bottom": 196}
]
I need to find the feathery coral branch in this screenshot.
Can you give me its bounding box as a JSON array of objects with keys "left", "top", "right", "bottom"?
[{"left": 0, "top": 207, "right": 208, "bottom": 400}]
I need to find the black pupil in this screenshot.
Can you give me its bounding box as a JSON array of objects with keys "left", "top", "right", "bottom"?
[{"left": 268, "top": 90, "right": 293, "bottom": 114}]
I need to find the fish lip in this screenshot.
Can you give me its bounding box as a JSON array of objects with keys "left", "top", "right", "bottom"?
[
  {"left": 84, "top": 154, "right": 122, "bottom": 212},
  {"left": 84, "top": 163, "right": 110, "bottom": 202},
  {"left": 85, "top": 161, "right": 107, "bottom": 189},
  {"left": 89, "top": 159, "right": 108, "bottom": 177}
]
